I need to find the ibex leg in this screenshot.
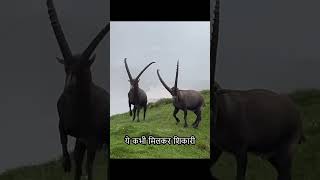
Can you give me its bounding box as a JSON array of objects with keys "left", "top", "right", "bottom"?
[
  {"left": 59, "top": 123, "right": 71, "bottom": 172},
  {"left": 132, "top": 106, "right": 137, "bottom": 121},
  {"left": 129, "top": 101, "right": 132, "bottom": 116},
  {"left": 143, "top": 105, "right": 147, "bottom": 120},
  {"left": 235, "top": 150, "right": 248, "bottom": 180},
  {"left": 210, "top": 146, "right": 223, "bottom": 180},
  {"left": 137, "top": 106, "right": 141, "bottom": 122},
  {"left": 193, "top": 109, "right": 202, "bottom": 128},
  {"left": 183, "top": 110, "right": 188, "bottom": 127},
  {"left": 74, "top": 139, "right": 86, "bottom": 180},
  {"left": 173, "top": 108, "right": 180, "bottom": 124},
  {"left": 268, "top": 145, "right": 293, "bottom": 180},
  {"left": 86, "top": 141, "right": 97, "bottom": 180}
]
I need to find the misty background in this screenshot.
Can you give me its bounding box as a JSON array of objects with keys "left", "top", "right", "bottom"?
[
  {"left": 211, "top": 0, "right": 320, "bottom": 92},
  {"left": 0, "top": 0, "right": 109, "bottom": 173},
  {"left": 110, "top": 22, "right": 210, "bottom": 115}
]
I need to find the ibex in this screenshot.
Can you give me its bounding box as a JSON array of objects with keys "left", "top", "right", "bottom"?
[
  {"left": 157, "top": 61, "right": 204, "bottom": 128},
  {"left": 47, "top": 1, "right": 109, "bottom": 180},
  {"left": 124, "top": 58, "right": 155, "bottom": 122},
  {"left": 210, "top": 1, "right": 305, "bottom": 180}
]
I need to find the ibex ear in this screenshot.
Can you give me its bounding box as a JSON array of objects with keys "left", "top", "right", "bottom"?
[
  {"left": 56, "top": 57, "right": 65, "bottom": 64},
  {"left": 88, "top": 54, "right": 96, "bottom": 66}
]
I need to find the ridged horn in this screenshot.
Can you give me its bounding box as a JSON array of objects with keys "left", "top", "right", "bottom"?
[
  {"left": 157, "top": 69, "right": 172, "bottom": 94},
  {"left": 136, "top": 62, "right": 156, "bottom": 80},
  {"left": 124, "top": 58, "right": 133, "bottom": 81},
  {"left": 174, "top": 60, "right": 179, "bottom": 93},
  {"left": 211, "top": 0, "right": 220, "bottom": 85},
  {"left": 47, "top": 0, "right": 72, "bottom": 59},
  {"left": 82, "top": 23, "right": 110, "bottom": 59}
]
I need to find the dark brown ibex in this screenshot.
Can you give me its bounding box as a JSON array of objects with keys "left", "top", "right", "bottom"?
[
  {"left": 157, "top": 61, "right": 204, "bottom": 128},
  {"left": 210, "top": 1, "right": 305, "bottom": 180},
  {"left": 47, "top": 1, "right": 109, "bottom": 180},
  {"left": 124, "top": 58, "right": 155, "bottom": 122}
]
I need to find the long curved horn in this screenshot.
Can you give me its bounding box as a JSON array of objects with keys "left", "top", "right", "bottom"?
[
  {"left": 136, "top": 62, "right": 156, "bottom": 80},
  {"left": 124, "top": 58, "right": 133, "bottom": 81},
  {"left": 157, "top": 70, "right": 172, "bottom": 94},
  {"left": 47, "top": 0, "right": 72, "bottom": 59},
  {"left": 211, "top": 0, "right": 220, "bottom": 85},
  {"left": 211, "top": 0, "right": 220, "bottom": 134},
  {"left": 82, "top": 23, "right": 110, "bottom": 59},
  {"left": 174, "top": 60, "right": 179, "bottom": 92}
]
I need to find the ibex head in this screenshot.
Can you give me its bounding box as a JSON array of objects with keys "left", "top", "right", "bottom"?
[
  {"left": 124, "top": 58, "right": 155, "bottom": 89},
  {"left": 157, "top": 60, "right": 180, "bottom": 97},
  {"left": 47, "top": 0, "right": 109, "bottom": 88}
]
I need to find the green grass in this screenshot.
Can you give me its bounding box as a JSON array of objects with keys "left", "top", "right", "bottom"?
[
  {"left": 3, "top": 89, "right": 320, "bottom": 179},
  {"left": 212, "top": 89, "right": 320, "bottom": 179},
  {"left": 110, "top": 90, "right": 211, "bottom": 159},
  {"left": 0, "top": 152, "right": 108, "bottom": 180}
]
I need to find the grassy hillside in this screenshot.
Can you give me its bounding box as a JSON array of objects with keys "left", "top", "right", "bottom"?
[
  {"left": 2, "top": 89, "right": 320, "bottom": 179},
  {"left": 212, "top": 89, "right": 320, "bottom": 179},
  {"left": 110, "top": 90, "right": 210, "bottom": 159},
  {"left": 0, "top": 152, "right": 108, "bottom": 180}
]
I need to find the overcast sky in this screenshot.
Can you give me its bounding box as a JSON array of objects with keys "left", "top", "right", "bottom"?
[
  {"left": 211, "top": 0, "right": 320, "bottom": 92},
  {"left": 0, "top": 0, "right": 109, "bottom": 173},
  {"left": 110, "top": 22, "right": 210, "bottom": 115}
]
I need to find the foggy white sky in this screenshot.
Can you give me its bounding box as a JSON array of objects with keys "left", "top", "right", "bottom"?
[{"left": 110, "top": 21, "right": 210, "bottom": 115}]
